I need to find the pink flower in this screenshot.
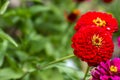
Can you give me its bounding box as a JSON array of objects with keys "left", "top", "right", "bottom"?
[{"left": 91, "top": 58, "right": 120, "bottom": 80}]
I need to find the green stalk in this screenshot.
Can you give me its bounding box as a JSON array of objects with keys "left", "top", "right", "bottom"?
[
  {"left": 43, "top": 54, "right": 75, "bottom": 69},
  {"left": 83, "top": 66, "right": 90, "bottom": 80}
]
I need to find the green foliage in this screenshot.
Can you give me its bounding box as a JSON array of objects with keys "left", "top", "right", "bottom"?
[
  {"left": 0, "top": 0, "right": 10, "bottom": 15},
  {"left": 0, "top": 29, "right": 18, "bottom": 47},
  {"left": 0, "top": 67, "right": 23, "bottom": 80},
  {"left": 0, "top": 0, "right": 120, "bottom": 80}
]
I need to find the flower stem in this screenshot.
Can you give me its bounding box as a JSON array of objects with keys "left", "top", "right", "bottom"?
[
  {"left": 42, "top": 54, "right": 75, "bottom": 69},
  {"left": 83, "top": 66, "right": 90, "bottom": 80}
]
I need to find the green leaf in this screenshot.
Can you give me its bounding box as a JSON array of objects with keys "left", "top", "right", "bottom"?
[
  {"left": 0, "top": 40, "right": 8, "bottom": 67},
  {"left": 39, "top": 69, "right": 64, "bottom": 80},
  {"left": 26, "top": 0, "right": 42, "bottom": 3},
  {"left": 45, "top": 41, "right": 54, "bottom": 56},
  {"left": 0, "top": 54, "right": 4, "bottom": 67},
  {"left": 0, "top": 68, "right": 23, "bottom": 80},
  {"left": 30, "top": 5, "right": 50, "bottom": 14},
  {"left": 0, "top": 0, "right": 10, "bottom": 15},
  {"left": 43, "top": 63, "right": 84, "bottom": 80},
  {"left": 22, "top": 62, "right": 36, "bottom": 73},
  {"left": 0, "top": 30, "right": 18, "bottom": 47},
  {"left": 29, "top": 35, "right": 47, "bottom": 54}
]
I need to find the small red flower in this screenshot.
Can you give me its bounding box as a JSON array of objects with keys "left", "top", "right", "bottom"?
[
  {"left": 75, "top": 12, "right": 118, "bottom": 33},
  {"left": 103, "top": 0, "right": 113, "bottom": 3},
  {"left": 64, "top": 10, "right": 80, "bottom": 23},
  {"left": 72, "top": 25, "right": 114, "bottom": 66}
]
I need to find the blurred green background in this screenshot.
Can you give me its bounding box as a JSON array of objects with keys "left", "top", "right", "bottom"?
[{"left": 0, "top": 0, "right": 120, "bottom": 80}]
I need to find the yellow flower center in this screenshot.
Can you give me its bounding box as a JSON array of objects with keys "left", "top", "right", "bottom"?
[
  {"left": 93, "top": 17, "right": 106, "bottom": 27},
  {"left": 110, "top": 65, "right": 117, "bottom": 73},
  {"left": 92, "top": 34, "right": 103, "bottom": 47}
]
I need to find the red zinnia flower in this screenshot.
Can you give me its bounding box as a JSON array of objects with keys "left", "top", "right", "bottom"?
[
  {"left": 72, "top": 25, "right": 114, "bottom": 66},
  {"left": 64, "top": 9, "right": 80, "bottom": 23},
  {"left": 75, "top": 12, "right": 118, "bottom": 33}
]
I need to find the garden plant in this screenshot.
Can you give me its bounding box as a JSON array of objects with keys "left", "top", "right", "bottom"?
[{"left": 0, "top": 0, "right": 120, "bottom": 80}]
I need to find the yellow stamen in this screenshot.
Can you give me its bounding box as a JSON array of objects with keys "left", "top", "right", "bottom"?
[
  {"left": 92, "top": 34, "right": 103, "bottom": 47},
  {"left": 93, "top": 17, "right": 106, "bottom": 27},
  {"left": 110, "top": 65, "right": 117, "bottom": 73}
]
